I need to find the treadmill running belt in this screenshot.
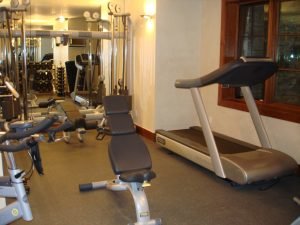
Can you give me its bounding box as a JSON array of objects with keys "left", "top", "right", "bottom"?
[{"left": 157, "top": 126, "right": 255, "bottom": 155}]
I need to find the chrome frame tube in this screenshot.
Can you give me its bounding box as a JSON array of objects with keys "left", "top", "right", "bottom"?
[
  {"left": 190, "top": 87, "right": 226, "bottom": 178},
  {"left": 241, "top": 86, "right": 272, "bottom": 148}
]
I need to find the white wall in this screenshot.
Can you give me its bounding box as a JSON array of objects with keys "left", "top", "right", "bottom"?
[
  {"left": 125, "top": 0, "right": 156, "bottom": 132},
  {"left": 155, "top": 0, "right": 202, "bottom": 131},
  {"left": 53, "top": 21, "right": 69, "bottom": 67},
  {"left": 40, "top": 38, "right": 53, "bottom": 60}
]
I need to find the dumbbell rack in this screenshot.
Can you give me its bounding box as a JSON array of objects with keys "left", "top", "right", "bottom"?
[
  {"left": 56, "top": 66, "right": 66, "bottom": 97},
  {"left": 29, "top": 61, "right": 54, "bottom": 93}
]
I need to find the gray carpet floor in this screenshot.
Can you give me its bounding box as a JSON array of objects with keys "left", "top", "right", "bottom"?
[{"left": 5, "top": 130, "right": 300, "bottom": 225}]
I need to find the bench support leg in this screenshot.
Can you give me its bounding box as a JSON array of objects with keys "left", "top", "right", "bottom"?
[{"left": 79, "top": 177, "right": 162, "bottom": 225}]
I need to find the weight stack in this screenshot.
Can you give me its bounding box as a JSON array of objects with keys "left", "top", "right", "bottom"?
[
  {"left": 1, "top": 97, "right": 21, "bottom": 121},
  {"left": 56, "top": 66, "right": 66, "bottom": 97}
]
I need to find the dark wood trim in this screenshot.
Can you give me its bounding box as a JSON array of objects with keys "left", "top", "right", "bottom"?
[
  {"left": 219, "top": 0, "right": 300, "bottom": 124},
  {"left": 135, "top": 125, "right": 156, "bottom": 142},
  {"left": 219, "top": 98, "right": 300, "bottom": 123},
  {"left": 296, "top": 165, "right": 300, "bottom": 176}
]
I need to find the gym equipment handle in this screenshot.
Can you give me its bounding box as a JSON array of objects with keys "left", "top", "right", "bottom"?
[
  {"left": 0, "top": 137, "right": 40, "bottom": 152},
  {"left": 0, "top": 115, "right": 58, "bottom": 143}
]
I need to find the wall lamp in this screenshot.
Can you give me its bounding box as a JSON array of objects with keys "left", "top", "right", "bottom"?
[{"left": 140, "top": 14, "right": 153, "bottom": 20}]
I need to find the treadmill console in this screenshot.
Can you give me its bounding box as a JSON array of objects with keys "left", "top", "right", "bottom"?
[{"left": 75, "top": 54, "right": 100, "bottom": 67}]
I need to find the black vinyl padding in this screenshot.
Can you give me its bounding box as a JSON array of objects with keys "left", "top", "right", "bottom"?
[
  {"left": 119, "top": 169, "right": 156, "bottom": 183},
  {"left": 65, "top": 61, "right": 77, "bottom": 93},
  {"left": 109, "top": 133, "right": 152, "bottom": 175},
  {"left": 107, "top": 114, "right": 136, "bottom": 135},
  {"left": 76, "top": 54, "right": 100, "bottom": 67},
  {"left": 59, "top": 101, "right": 85, "bottom": 130},
  {"left": 175, "top": 59, "right": 277, "bottom": 89},
  {"left": 38, "top": 98, "right": 56, "bottom": 108},
  {"left": 104, "top": 95, "right": 155, "bottom": 183},
  {"left": 103, "top": 95, "right": 130, "bottom": 115},
  {"left": 84, "top": 120, "right": 98, "bottom": 130}
]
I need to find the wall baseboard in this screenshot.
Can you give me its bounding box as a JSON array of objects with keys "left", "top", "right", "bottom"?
[{"left": 135, "top": 125, "right": 155, "bottom": 142}]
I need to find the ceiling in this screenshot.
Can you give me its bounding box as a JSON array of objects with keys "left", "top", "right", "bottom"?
[{"left": 0, "top": 0, "right": 112, "bottom": 26}]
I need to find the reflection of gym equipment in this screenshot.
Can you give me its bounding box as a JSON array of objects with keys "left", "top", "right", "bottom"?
[
  {"left": 56, "top": 66, "right": 65, "bottom": 96},
  {"left": 28, "top": 61, "right": 54, "bottom": 94},
  {"left": 0, "top": 81, "right": 21, "bottom": 121},
  {"left": 65, "top": 61, "right": 76, "bottom": 93},
  {"left": 55, "top": 101, "right": 98, "bottom": 143},
  {"left": 71, "top": 54, "right": 101, "bottom": 106},
  {"left": 0, "top": 4, "right": 31, "bottom": 120},
  {"left": 66, "top": 61, "right": 103, "bottom": 121},
  {"left": 79, "top": 95, "right": 161, "bottom": 225},
  {"left": 32, "top": 70, "right": 53, "bottom": 93},
  {"left": 28, "top": 98, "right": 98, "bottom": 143},
  {"left": 156, "top": 57, "right": 298, "bottom": 185}
]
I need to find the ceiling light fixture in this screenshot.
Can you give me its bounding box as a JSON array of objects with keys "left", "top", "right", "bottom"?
[{"left": 56, "top": 15, "right": 68, "bottom": 23}]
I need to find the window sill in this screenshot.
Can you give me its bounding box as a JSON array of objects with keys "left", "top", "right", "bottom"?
[{"left": 218, "top": 98, "right": 300, "bottom": 124}]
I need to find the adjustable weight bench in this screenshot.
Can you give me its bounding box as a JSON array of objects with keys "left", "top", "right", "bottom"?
[
  {"left": 79, "top": 95, "right": 161, "bottom": 225},
  {"left": 57, "top": 101, "right": 97, "bottom": 142}
]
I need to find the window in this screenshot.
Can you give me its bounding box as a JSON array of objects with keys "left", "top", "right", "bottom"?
[{"left": 219, "top": 0, "right": 300, "bottom": 123}]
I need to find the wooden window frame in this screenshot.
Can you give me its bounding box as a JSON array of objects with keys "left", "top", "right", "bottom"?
[{"left": 219, "top": 0, "right": 300, "bottom": 123}]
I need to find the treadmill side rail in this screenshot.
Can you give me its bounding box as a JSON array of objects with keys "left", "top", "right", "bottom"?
[
  {"left": 241, "top": 86, "right": 272, "bottom": 149},
  {"left": 190, "top": 87, "right": 226, "bottom": 178},
  {"left": 221, "top": 148, "right": 298, "bottom": 185},
  {"left": 156, "top": 133, "right": 214, "bottom": 171}
]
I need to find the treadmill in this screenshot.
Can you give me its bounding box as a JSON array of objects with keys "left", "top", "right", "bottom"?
[
  {"left": 71, "top": 54, "right": 100, "bottom": 106},
  {"left": 156, "top": 57, "right": 298, "bottom": 185}
]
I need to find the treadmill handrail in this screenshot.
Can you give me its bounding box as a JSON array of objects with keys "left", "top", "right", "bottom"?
[
  {"left": 190, "top": 88, "right": 226, "bottom": 178},
  {"left": 175, "top": 57, "right": 277, "bottom": 89}
]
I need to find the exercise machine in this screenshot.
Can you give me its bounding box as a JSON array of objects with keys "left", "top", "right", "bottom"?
[
  {"left": 0, "top": 1, "right": 31, "bottom": 120},
  {"left": 0, "top": 81, "right": 21, "bottom": 121},
  {"left": 55, "top": 100, "right": 98, "bottom": 143},
  {"left": 79, "top": 95, "right": 161, "bottom": 225},
  {"left": 108, "top": 2, "right": 131, "bottom": 96},
  {"left": 28, "top": 98, "right": 99, "bottom": 143},
  {"left": 156, "top": 57, "right": 298, "bottom": 185},
  {"left": 0, "top": 115, "right": 57, "bottom": 225},
  {"left": 71, "top": 54, "right": 101, "bottom": 107}
]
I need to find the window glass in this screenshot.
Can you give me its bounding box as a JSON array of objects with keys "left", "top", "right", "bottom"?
[
  {"left": 277, "top": 1, "right": 300, "bottom": 69},
  {"left": 274, "top": 70, "right": 300, "bottom": 105},
  {"left": 275, "top": 0, "right": 300, "bottom": 105},
  {"left": 277, "top": 36, "right": 300, "bottom": 69},
  {"left": 220, "top": 0, "right": 300, "bottom": 123},
  {"left": 238, "top": 3, "right": 269, "bottom": 57},
  {"left": 236, "top": 3, "right": 268, "bottom": 100}
]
